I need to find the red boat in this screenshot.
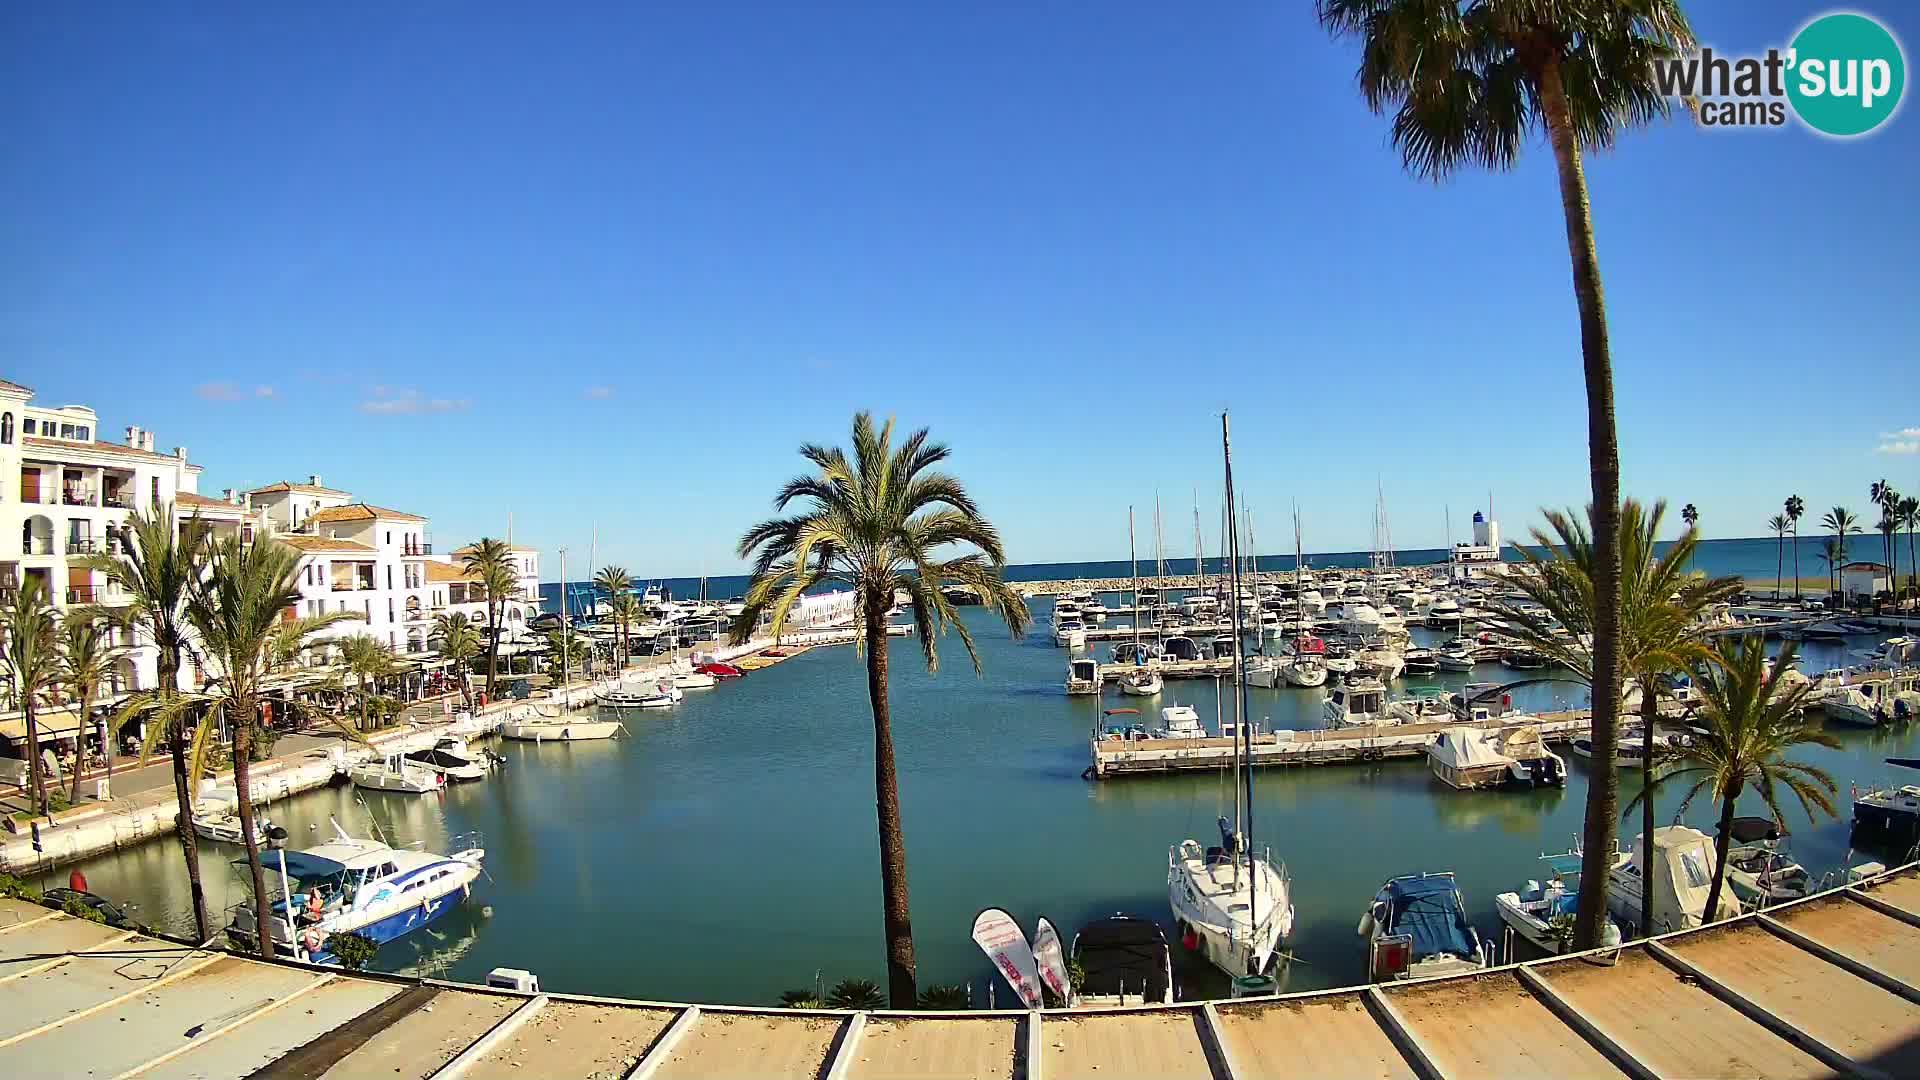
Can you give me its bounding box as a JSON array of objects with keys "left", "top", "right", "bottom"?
[{"left": 695, "top": 661, "right": 746, "bottom": 678}]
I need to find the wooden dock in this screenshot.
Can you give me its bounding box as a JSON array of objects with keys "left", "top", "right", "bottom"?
[
  {"left": 1090, "top": 711, "right": 1593, "bottom": 779},
  {"left": 1, "top": 864, "right": 1917, "bottom": 1078}
]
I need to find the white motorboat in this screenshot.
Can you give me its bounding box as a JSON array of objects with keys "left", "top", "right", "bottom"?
[
  {"left": 1386, "top": 688, "right": 1453, "bottom": 725},
  {"left": 1495, "top": 843, "right": 1628, "bottom": 954},
  {"left": 1426, "top": 726, "right": 1566, "bottom": 790},
  {"left": 1159, "top": 705, "right": 1205, "bottom": 738},
  {"left": 1356, "top": 645, "right": 1405, "bottom": 682},
  {"left": 1570, "top": 726, "right": 1683, "bottom": 770},
  {"left": 671, "top": 670, "right": 719, "bottom": 690},
  {"left": 501, "top": 712, "right": 625, "bottom": 741},
  {"left": 1824, "top": 672, "right": 1919, "bottom": 727},
  {"left": 224, "top": 818, "right": 484, "bottom": 965},
  {"left": 1066, "top": 656, "right": 1103, "bottom": 695},
  {"left": 1437, "top": 647, "right": 1477, "bottom": 672},
  {"left": 1070, "top": 915, "right": 1175, "bottom": 1006},
  {"left": 1360, "top": 873, "right": 1490, "bottom": 981},
  {"left": 349, "top": 753, "right": 444, "bottom": 794},
  {"left": 1119, "top": 668, "right": 1163, "bottom": 696},
  {"left": 602, "top": 682, "right": 684, "bottom": 710},
  {"left": 1054, "top": 617, "right": 1088, "bottom": 650},
  {"left": 1720, "top": 817, "right": 1812, "bottom": 907},
  {"left": 405, "top": 737, "right": 498, "bottom": 782},
  {"left": 1243, "top": 653, "right": 1285, "bottom": 688},
  {"left": 1323, "top": 677, "right": 1389, "bottom": 727},
  {"left": 192, "top": 798, "right": 272, "bottom": 846},
  {"left": 1606, "top": 826, "right": 1741, "bottom": 936}
]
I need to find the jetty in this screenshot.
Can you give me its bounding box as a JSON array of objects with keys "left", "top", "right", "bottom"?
[
  {"left": 1, "top": 862, "right": 1916, "bottom": 1077},
  {"left": 1089, "top": 710, "right": 1593, "bottom": 779}
]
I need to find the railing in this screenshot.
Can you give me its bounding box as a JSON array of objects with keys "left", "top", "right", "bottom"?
[
  {"left": 62, "top": 490, "right": 96, "bottom": 507},
  {"left": 404, "top": 543, "right": 433, "bottom": 555},
  {"left": 67, "top": 586, "right": 100, "bottom": 604},
  {"left": 331, "top": 581, "right": 375, "bottom": 593},
  {"left": 103, "top": 493, "right": 134, "bottom": 509},
  {"left": 65, "top": 538, "right": 99, "bottom": 555},
  {"left": 21, "top": 540, "right": 52, "bottom": 556}
]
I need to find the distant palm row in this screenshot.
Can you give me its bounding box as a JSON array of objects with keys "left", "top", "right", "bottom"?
[{"left": 1761, "top": 484, "right": 1920, "bottom": 601}]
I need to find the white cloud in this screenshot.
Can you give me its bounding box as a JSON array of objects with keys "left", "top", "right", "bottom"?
[
  {"left": 584, "top": 385, "right": 614, "bottom": 400},
  {"left": 1878, "top": 439, "right": 1920, "bottom": 456},
  {"left": 1879, "top": 426, "right": 1920, "bottom": 440},
  {"left": 196, "top": 381, "right": 243, "bottom": 401},
  {"left": 254, "top": 385, "right": 275, "bottom": 398},
  {"left": 358, "top": 387, "right": 471, "bottom": 415}
]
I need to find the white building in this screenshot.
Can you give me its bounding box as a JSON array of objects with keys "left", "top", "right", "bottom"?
[
  {"left": 1840, "top": 561, "right": 1891, "bottom": 601},
  {"left": 1449, "top": 511, "right": 1502, "bottom": 583}
]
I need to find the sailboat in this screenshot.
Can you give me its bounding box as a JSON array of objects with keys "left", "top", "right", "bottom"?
[
  {"left": 1283, "top": 508, "right": 1329, "bottom": 688},
  {"left": 1118, "top": 506, "right": 1163, "bottom": 696},
  {"left": 1168, "top": 414, "right": 1295, "bottom": 980}
]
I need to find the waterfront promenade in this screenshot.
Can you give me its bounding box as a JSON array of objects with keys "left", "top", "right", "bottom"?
[{"left": 0, "top": 862, "right": 1916, "bottom": 1077}]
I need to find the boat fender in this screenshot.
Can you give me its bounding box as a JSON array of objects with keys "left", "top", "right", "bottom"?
[
  {"left": 1180, "top": 924, "right": 1200, "bottom": 952},
  {"left": 1357, "top": 911, "right": 1375, "bottom": 938}
]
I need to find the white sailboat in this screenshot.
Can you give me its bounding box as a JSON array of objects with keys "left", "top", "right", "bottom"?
[
  {"left": 1118, "top": 508, "right": 1161, "bottom": 697},
  {"left": 504, "top": 546, "right": 626, "bottom": 741},
  {"left": 1168, "top": 414, "right": 1295, "bottom": 981}
]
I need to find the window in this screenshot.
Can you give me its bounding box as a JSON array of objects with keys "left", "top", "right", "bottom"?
[
  {"left": 151, "top": 477, "right": 159, "bottom": 504},
  {"left": 0, "top": 413, "right": 10, "bottom": 444},
  {"left": 76, "top": 426, "right": 89, "bottom": 441},
  {"left": 385, "top": 531, "right": 392, "bottom": 545},
  {"left": 1679, "top": 851, "right": 1712, "bottom": 890},
  {"left": 59, "top": 423, "right": 74, "bottom": 438},
  {"left": 387, "top": 597, "right": 394, "bottom": 621},
  {"left": 386, "top": 566, "right": 392, "bottom": 590},
  {"left": 319, "top": 599, "right": 327, "bottom": 615},
  {"left": 363, "top": 599, "right": 371, "bottom": 618},
  {"left": 20, "top": 418, "right": 32, "bottom": 435}
]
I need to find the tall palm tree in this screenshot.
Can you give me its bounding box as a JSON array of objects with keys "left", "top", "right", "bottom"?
[
  {"left": 431, "top": 613, "right": 483, "bottom": 709},
  {"left": 1492, "top": 500, "right": 1739, "bottom": 941},
  {"left": 593, "top": 565, "right": 632, "bottom": 668},
  {"left": 1870, "top": 481, "right": 1898, "bottom": 591},
  {"left": 1316, "top": 0, "right": 1694, "bottom": 946},
  {"left": 461, "top": 539, "right": 518, "bottom": 701},
  {"left": 55, "top": 607, "right": 126, "bottom": 804},
  {"left": 84, "top": 502, "right": 212, "bottom": 940},
  {"left": 1900, "top": 495, "right": 1920, "bottom": 600},
  {"left": 178, "top": 535, "right": 360, "bottom": 955},
  {"left": 1766, "top": 514, "right": 1789, "bottom": 601},
  {"left": 730, "top": 412, "right": 1030, "bottom": 1005},
  {"left": 1817, "top": 538, "right": 1842, "bottom": 598},
  {"left": 1784, "top": 495, "right": 1806, "bottom": 599},
  {"left": 0, "top": 580, "right": 60, "bottom": 815},
  {"left": 1877, "top": 510, "right": 1900, "bottom": 605},
  {"left": 336, "top": 634, "right": 398, "bottom": 731},
  {"left": 1821, "top": 507, "right": 1858, "bottom": 600},
  {"left": 1680, "top": 503, "right": 1698, "bottom": 531},
  {"left": 1632, "top": 637, "right": 1837, "bottom": 926},
  {"left": 607, "top": 592, "right": 643, "bottom": 673}
]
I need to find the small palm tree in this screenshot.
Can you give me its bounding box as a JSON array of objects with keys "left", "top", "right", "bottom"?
[
  {"left": 593, "top": 566, "right": 632, "bottom": 668},
  {"left": 1631, "top": 638, "right": 1838, "bottom": 926},
  {"left": 1493, "top": 500, "right": 1740, "bottom": 944},
  {"left": 179, "top": 535, "right": 361, "bottom": 955},
  {"left": 0, "top": 580, "right": 60, "bottom": 815},
  {"left": 337, "top": 634, "right": 398, "bottom": 731},
  {"left": 731, "top": 412, "right": 1029, "bottom": 1006},
  {"left": 826, "top": 978, "right": 886, "bottom": 1010},
  {"left": 1766, "top": 514, "right": 1789, "bottom": 601},
  {"left": 1784, "top": 495, "right": 1806, "bottom": 599},
  {"left": 1317, "top": 0, "right": 1695, "bottom": 950},
  {"left": 431, "top": 613, "right": 482, "bottom": 709},
  {"left": 85, "top": 502, "right": 213, "bottom": 940},
  {"left": 916, "top": 984, "right": 971, "bottom": 1010},
  {"left": 543, "top": 628, "right": 589, "bottom": 678},
  {"left": 1681, "top": 504, "right": 1699, "bottom": 531},
  {"left": 461, "top": 540, "right": 518, "bottom": 701},
  {"left": 55, "top": 607, "right": 127, "bottom": 804},
  {"left": 1821, "top": 507, "right": 1858, "bottom": 598},
  {"left": 606, "top": 592, "right": 642, "bottom": 673}
]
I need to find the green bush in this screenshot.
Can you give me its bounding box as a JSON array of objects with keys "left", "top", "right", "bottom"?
[
  {"left": 61, "top": 895, "right": 106, "bottom": 924},
  {"left": 0, "top": 874, "right": 43, "bottom": 902},
  {"left": 325, "top": 930, "right": 380, "bottom": 971},
  {"left": 825, "top": 978, "right": 885, "bottom": 1010},
  {"left": 916, "top": 984, "right": 970, "bottom": 1010}
]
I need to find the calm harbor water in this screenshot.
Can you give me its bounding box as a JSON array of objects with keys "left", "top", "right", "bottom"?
[{"left": 50, "top": 590, "right": 1920, "bottom": 1007}]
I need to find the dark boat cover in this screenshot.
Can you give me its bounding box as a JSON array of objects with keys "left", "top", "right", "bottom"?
[
  {"left": 1382, "top": 875, "right": 1476, "bottom": 960},
  {"left": 1073, "top": 917, "right": 1171, "bottom": 1001}
]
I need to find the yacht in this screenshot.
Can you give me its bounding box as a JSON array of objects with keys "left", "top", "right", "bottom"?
[
  {"left": 1425, "top": 596, "right": 1464, "bottom": 631},
  {"left": 1437, "top": 646, "right": 1477, "bottom": 672},
  {"left": 1053, "top": 617, "right": 1088, "bottom": 650},
  {"left": 1824, "top": 673, "right": 1920, "bottom": 727},
  {"left": 349, "top": 753, "right": 444, "bottom": 794},
  {"left": 502, "top": 709, "right": 626, "bottom": 740},
  {"left": 1323, "top": 677, "right": 1389, "bottom": 727},
  {"left": 1282, "top": 635, "right": 1328, "bottom": 688},
  {"left": 1852, "top": 761, "right": 1920, "bottom": 850},
  {"left": 192, "top": 799, "right": 272, "bottom": 846},
  {"left": 1401, "top": 648, "right": 1440, "bottom": 677},
  {"left": 1360, "top": 873, "right": 1490, "bottom": 981},
  {"left": 1502, "top": 648, "right": 1548, "bottom": 671},
  {"left": 1426, "top": 726, "right": 1566, "bottom": 790},
  {"left": 1066, "top": 656, "right": 1103, "bottom": 695},
  {"left": 224, "top": 819, "right": 484, "bottom": 965},
  {"left": 1244, "top": 652, "right": 1285, "bottom": 688},
  {"left": 1605, "top": 826, "right": 1741, "bottom": 936},
  {"left": 1159, "top": 635, "right": 1204, "bottom": 663},
  {"left": 1386, "top": 687, "right": 1454, "bottom": 725},
  {"left": 1357, "top": 645, "right": 1405, "bottom": 681},
  {"left": 1571, "top": 726, "right": 1680, "bottom": 769},
  {"left": 405, "top": 736, "right": 498, "bottom": 782},
  {"left": 1170, "top": 818, "right": 1294, "bottom": 979},
  {"left": 1119, "top": 668, "right": 1163, "bottom": 696},
  {"left": 1494, "top": 842, "right": 1628, "bottom": 954},
  {"left": 1071, "top": 915, "right": 1174, "bottom": 1007},
  {"left": 1159, "top": 705, "right": 1206, "bottom": 738},
  {"left": 671, "top": 669, "right": 720, "bottom": 690},
  {"left": 1111, "top": 642, "right": 1153, "bottom": 666}
]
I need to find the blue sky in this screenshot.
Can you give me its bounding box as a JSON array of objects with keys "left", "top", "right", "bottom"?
[{"left": 4, "top": 2, "right": 1916, "bottom": 574}]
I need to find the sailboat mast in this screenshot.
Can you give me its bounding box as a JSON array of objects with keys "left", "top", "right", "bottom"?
[
  {"left": 560, "top": 547, "right": 571, "bottom": 705},
  {"left": 1129, "top": 507, "right": 1140, "bottom": 650},
  {"left": 1221, "top": 413, "right": 1255, "bottom": 917}
]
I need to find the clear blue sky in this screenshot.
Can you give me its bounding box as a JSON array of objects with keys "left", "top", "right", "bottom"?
[{"left": 5, "top": 2, "right": 1915, "bottom": 574}]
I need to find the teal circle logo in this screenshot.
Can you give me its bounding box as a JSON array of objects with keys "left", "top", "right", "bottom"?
[{"left": 1787, "top": 13, "right": 1906, "bottom": 137}]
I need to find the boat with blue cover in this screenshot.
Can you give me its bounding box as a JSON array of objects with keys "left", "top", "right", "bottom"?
[
  {"left": 1359, "top": 872, "right": 1490, "bottom": 981},
  {"left": 223, "top": 819, "right": 485, "bottom": 965}
]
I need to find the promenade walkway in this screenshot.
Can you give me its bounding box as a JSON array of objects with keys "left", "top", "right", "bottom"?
[{"left": 0, "top": 863, "right": 1915, "bottom": 1078}]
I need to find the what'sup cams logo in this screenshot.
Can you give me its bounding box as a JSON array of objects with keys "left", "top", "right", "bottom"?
[{"left": 1654, "top": 11, "right": 1906, "bottom": 137}]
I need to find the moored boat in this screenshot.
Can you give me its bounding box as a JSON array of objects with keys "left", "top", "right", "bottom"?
[
  {"left": 1494, "top": 842, "right": 1627, "bottom": 954},
  {"left": 501, "top": 712, "right": 625, "bottom": 740},
  {"left": 349, "top": 753, "right": 444, "bottom": 794},
  {"left": 1360, "top": 872, "right": 1490, "bottom": 981},
  {"left": 1070, "top": 915, "right": 1175, "bottom": 1006}
]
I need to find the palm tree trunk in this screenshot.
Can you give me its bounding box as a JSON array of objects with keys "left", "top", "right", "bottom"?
[
  {"left": 1639, "top": 688, "right": 1659, "bottom": 937},
  {"left": 1540, "top": 55, "right": 1623, "bottom": 952},
  {"left": 485, "top": 602, "right": 500, "bottom": 701},
  {"left": 161, "top": 644, "right": 211, "bottom": 942},
  {"left": 1791, "top": 524, "right": 1800, "bottom": 599},
  {"left": 68, "top": 692, "right": 88, "bottom": 806},
  {"left": 23, "top": 701, "right": 47, "bottom": 816},
  {"left": 1703, "top": 786, "right": 1740, "bottom": 928},
  {"left": 231, "top": 699, "right": 276, "bottom": 956},
  {"left": 862, "top": 590, "right": 916, "bottom": 1007},
  {"left": 1775, "top": 534, "right": 1783, "bottom": 601}
]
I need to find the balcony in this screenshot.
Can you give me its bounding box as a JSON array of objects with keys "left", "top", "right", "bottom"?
[
  {"left": 67, "top": 586, "right": 100, "bottom": 604},
  {"left": 403, "top": 542, "right": 433, "bottom": 556},
  {"left": 104, "top": 493, "right": 134, "bottom": 510},
  {"left": 66, "top": 538, "right": 100, "bottom": 556},
  {"left": 62, "top": 489, "right": 97, "bottom": 507},
  {"left": 21, "top": 539, "right": 53, "bottom": 557}
]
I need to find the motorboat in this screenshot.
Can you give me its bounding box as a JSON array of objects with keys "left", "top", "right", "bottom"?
[
  {"left": 602, "top": 683, "right": 684, "bottom": 710},
  {"left": 1066, "top": 657, "right": 1103, "bottom": 695},
  {"left": 694, "top": 661, "right": 746, "bottom": 679},
  {"left": 1119, "top": 668, "right": 1163, "bottom": 696},
  {"left": 223, "top": 819, "right": 484, "bottom": 965},
  {"left": 671, "top": 669, "right": 719, "bottom": 690},
  {"left": 1502, "top": 649, "right": 1548, "bottom": 671},
  {"left": 1401, "top": 648, "right": 1440, "bottom": 677},
  {"left": 1606, "top": 826, "right": 1741, "bottom": 936},
  {"left": 1070, "top": 915, "right": 1174, "bottom": 1006},
  {"left": 1426, "top": 726, "right": 1566, "bottom": 790},
  {"left": 1386, "top": 687, "right": 1453, "bottom": 725},
  {"left": 1159, "top": 705, "right": 1206, "bottom": 738},
  {"left": 405, "top": 737, "right": 499, "bottom": 782},
  {"left": 1495, "top": 843, "right": 1628, "bottom": 954},
  {"left": 1360, "top": 873, "right": 1490, "bottom": 982},
  {"left": 1852, "top": 759, "right": 1920, "bottom": 850},
  {"left": 1357, "top": 645, "right": 1405, "bottom": 682},
  {"left": 1169, "top": 817, "right": 1294, "bottom": 978},
  {"left": 1824, "top": 673, "right": 1920, "bottom": 727},
  {"left": 1244, "top": 653, "right": 1285, "bottom": 688},
  {"left": 349, "top": 753, "right": 444, "bottom": 794},
  {"left": 1054, "top": 617, "right": 1088, "bottom": 650},
  {"left": 1160, "top": 636, "right": 1204, "bottom": 663},
  {"left": 192, "top": 798, "right": 272, "bottom": 846},
  {"left": 1323, "top": 677, "right": 1388, "bottom": 728},
  {"left": 1571, "top": 726, "right": 1682, "bottom": 769},
  {"left": 1425, "top": 597, "right": 1464, "bottom": 630},
  {"left": 1437, "top": 647, "right": 1477, "bottom": 672},
  {"left": 502, "top": 711, "right": 626, "bottom": 740},
  {"left": 1111, "top": 642, "right": 1153, "bottom": 666},
  {"left": 1719, "top": 817, "right": 1812, "bottom": 907}
]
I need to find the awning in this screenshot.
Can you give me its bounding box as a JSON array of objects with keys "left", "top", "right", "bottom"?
[{"left": 0, "top": 708, "right": 88, "bottom": 740}]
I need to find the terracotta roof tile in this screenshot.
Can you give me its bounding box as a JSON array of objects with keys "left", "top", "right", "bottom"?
[
  {"left": 426, "top": 561, "right": 480, "bottom": 583},
  {"left": 248, "top": 480, "right": 354, "bottom": 497},
  {"left": 275, "top": 535, "right": 376, "bottom": 554},
  {"left": 22, "top": 436, "right": 188, "bottom": 463},
  {"left": 308, "top": 502, "right": 426, "bottom": 525},
  {"left": 0, "top": 378, "right": 31, "bottom": 394}
]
